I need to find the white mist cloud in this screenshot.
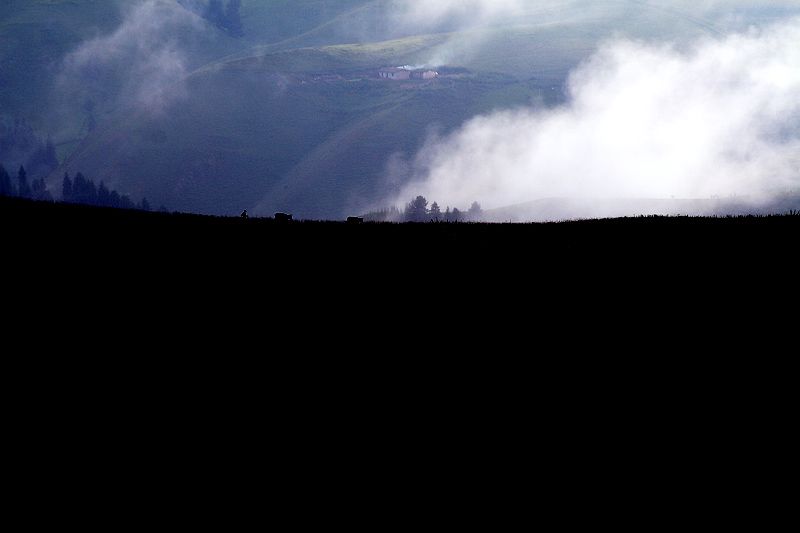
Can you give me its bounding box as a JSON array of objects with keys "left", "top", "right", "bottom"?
[
  {"left": 62, "top": 0, "right": 202, "bottom": 113},
  {"left": 392, "top": 18, "right": 800, "bottom": 217}
]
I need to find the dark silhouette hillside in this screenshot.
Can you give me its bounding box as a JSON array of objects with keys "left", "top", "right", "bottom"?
[{"left": 4, "top": 196, "right": 799, "bottom": 267}]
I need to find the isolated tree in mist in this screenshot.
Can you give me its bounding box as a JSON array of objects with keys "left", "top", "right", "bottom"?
[
  {"left": 430, "top": 202, "right": 441, "bottom": 220},
  {"left": 405, "top": 195, "right": 429, "bottom": 222},
  {"left": 97, "top": 181, "right": 111, "bottom": 206},
  {"left": 72, "top": 172, "right": 86, "bottom": 203},
  {"left": 468, "top": 201, "right": 483, "bottom": 221},
  {"left": 0, "top": 164, "right": 14, "bottom": 196},
  {"left": 139, "top": 198, "right": 151, "bottom": 212},
  {"left": 62, "top": 173, "right": 72, "bottom": 201},
  {"left": 451, "top": 207, "right": 463, "bottom": 222},
  {"left": 17, "top": 166, "right": 30, "bottom": 199}
]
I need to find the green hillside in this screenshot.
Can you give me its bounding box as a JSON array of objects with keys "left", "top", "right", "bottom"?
[
  {"left": 62, "top": 38, "right": 547, "bottom": 217},
  {"left": 5, "top": 1, "right": 796, "bottom": 219},
  {"left": 54, "top": 2, "right": 731, "bottom": 218},
  {"left": 239, "top": 0, "right": 375, "bottom": 47},
  {"left": 0, "top": 0, "right": 724, "bottom": 125}
]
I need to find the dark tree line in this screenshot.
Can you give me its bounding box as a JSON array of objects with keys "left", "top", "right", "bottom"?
[
  {"left": 365, "top": 196, "right": 484, "bottom": 223},
  {"left": 1, "top": 163, "right": 154, "bottom": 211},
  {"left": 406, "top": 195, "right": 483, "bottom": 222},
  {"left": 61, "top": 172, "right": 151, "bottom": 211},
  {"left": 0, "top": 163, "right": 52, "bottom": 202}
]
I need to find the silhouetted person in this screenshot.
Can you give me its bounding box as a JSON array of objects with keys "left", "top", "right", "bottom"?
[{"left": 241, "top": 210, "right": 248, "bottom": 219}]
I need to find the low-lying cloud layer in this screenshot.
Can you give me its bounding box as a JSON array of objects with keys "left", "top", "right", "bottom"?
[
  {"left": 60, "top": 0, "right": 201, "bottom": 113},
  {"left": 392, "top": 18, "right": 800, "bottom": 218}
]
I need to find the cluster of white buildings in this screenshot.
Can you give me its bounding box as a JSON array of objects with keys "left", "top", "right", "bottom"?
[{"left": 378, "top": 67, "right": 439, "bottom": 80}]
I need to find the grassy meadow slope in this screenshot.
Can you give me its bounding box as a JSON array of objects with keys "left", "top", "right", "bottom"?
[
  {"left": 59, "top": 1, "right": 724, "bottom": 218},
  {"left": 62, "top": 36, "right": 548, "bottom": 217},
  {"left": 239, "top": 0, "right": 375, "bottom": 47}
]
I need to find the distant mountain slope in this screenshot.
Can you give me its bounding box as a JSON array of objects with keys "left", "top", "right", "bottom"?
[
  {"left": 6, "top": 1, "right": 799, "bottom": 218},
  {"left": 239, "top": 0, "right": 376, "bottom": 47},
  {"left": 61, "top": 36, "right": 545, "bottom": 218},
  {"left": 54, "top": 3, "right": 751, "bottom": 218}
]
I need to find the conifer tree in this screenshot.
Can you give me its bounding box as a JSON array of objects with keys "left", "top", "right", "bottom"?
[
  {"left": 0, "top": 164, "right": 14, "bottom": 197},
  {"left": 62, "top": 173, "right": 72, "bottom": 201},
  {"left": 17, "top": 166, "right": 30, "bottom": 198}
]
